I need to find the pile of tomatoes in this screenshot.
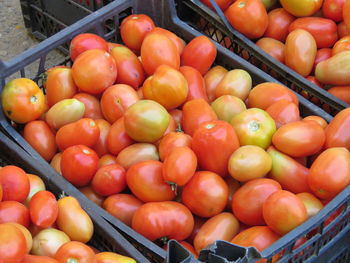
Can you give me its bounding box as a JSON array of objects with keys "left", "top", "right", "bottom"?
[
  {"left": 201, "top": 0, "right": 350, "bottom": 104},
  {"left": 1, "top": 10, "right": 350, "bottom": 261},
  {"left": 0, "top": 165, "right": 136, "bottom": 263}
]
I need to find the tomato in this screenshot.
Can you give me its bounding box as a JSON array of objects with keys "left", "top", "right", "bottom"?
[
  {"left": 224, "top": 177, "right": 240, "bottom": 212},
  {"left": 263, "top": 190, "right": 307, "bottom": 235},
  {"left": 322, "top": 0, "right": 345, "bottom": 22},
  {"left": 296, "top": 192, "right": 324, "bottom": 218},
  {"left": 186, "top": 216, "right": 206, "bottom": 244},
  {"left": 332, "top": 36, "right": 350, "bottom": 55},
  {"left": 60, "top": 145, "right": 99, "bottom": 187},
  {"left": 267, "top": 146, "right": 311, "bottom": 193},
  {"left": 50, "top": 153, "right": 62, "bottom": 174},
  {"left": 0, "top": 165, "right": 29, "bottom": 202},
  {"left": 141, "top": 32, "right": 180, "bottom": 76},
  {"left": 158, "top": 132, "right": 192, "bottom": 161},
  {"left": 328, "top": 86, "right": 350, "bottom": 103},
  {"left": 309, "top": 147, "right": 350, "bottom": 200},
  {"left": 169, "top": 109, "right": 183, "bottom": 128},
  {"left": 116, "top": 143, "right": 159, "bottom": 169},
  {"left": 264, "top": 8, "right": 295, "bottom": 42},
  {"left": 29, "top": 191, "right": 58, "bottom": 228},
  {"left": 92, "top": 119, "right": 110, "bottom": 157},
  {"left": 181, "top": 36, "right": 217, "bottom": 75},
  {"left": 0, "top": 223, "right": 27, "bottom": 263},
  {"left": 225, "top": 0, "right": 268, "bottom": 39},
  {"left": 231, "top": 108, "right": 276, "bottom": 149},
  {"left": 337, "top": 21, "right": 350, "bottom": 38},
  {"left": 0, "top": 185, "right": 2, "bottom": 202},
  {"left": 228, "top": 145, "right": 272, "bottom": 182},
  {"left": 200, "top": 0, "right": 234, "bottom": 11},
  {"left": 303, "top": 115, "right": 328, "bottom": 129},
  {"left": 46, "top": 98, "right": 85, "bottom": 130},
  {"left": 31, "top": 228, "right": 70, "bottom": 257},
  {"left": 182, "top": 99, "right": 218, "bottom": 136},
  {"left": 54, "top": 241, "right": 95, "bottom": 263},
  {"left": 1, "top": 78, "right": 46, "bottom": 123},
  {"left": 102, "top": 194, "right": 143, "bottom": 227},
  {"left": 98, "top": 154, "right": 117, "bottom": 168},
  {"left": 248, "top": 82, "right": 298, "bottom": 110},
  {"left": 182, "top": 171, "right": 228, "bottom": 217},
  {"left": 179, "top": 66, "right": 208, "bottom": 102},
  {"left": 266, "top": 100, "right": 300, "bottom": 128},
  {"left": 132, "top": 201, "right": 194, "bottom": 242},
  {"left": 45, "top": 67, "right": 78, "bottom": 107},
  {"left": 91, "top": 164, "right": 126, "bottom": 196},
  {"left": 57, "top": 196, "right": 93, "bottom": 243},
  {"left": 215, "top": 69, "right": 252, "bottom": 101},
  {"left": 7, "top": 223, "right": 32, "bottom": 253},
  {"left": 194, "top": 212, "right": 240, "bottom": 254},
  {"left": 72, "top": 49, "right": 117, "bottom": 94},
  {"left": 124, "top": 100, "right": 170, "bottom": 143},
  {"left": 21, "top": 255, "right": 59, "bottom": 263},
  {"left": 24, "top": 174, "right": 45, "bottom": 205},
  {"left": 211, "top": 95, "right": 246, "bottom": 123},
  {"left": 79, "top": 186, "right": 105, "bottom": 207},
  {"left": 192, "top": 120, "right": 239, "bottom": 176},
  {"left": 0, "top": 201, "right": 30, "bottom": 227},
  {"left": 56, "top": 118, "right": 100, "bottom": 151},
  {"left": 126, "top": 160, "right": 175, "bottom": 202},
  {"left": 143, "top": 65, "right": 188, "bottom": 110},
  {"left": 280, "top": 0, "right": 323, "bottom": 17},
  {"left": 73, "top": 93, "right": 103, "bottom": 120},
  {"left": 23, "top": 120, "right": 57, "bottom": 161},
  {"left": 204, "top": 66, "right": 228, "bottom": 102},
  {"left": 272, "top": 120, "right": 325, "bottom": 157},
  {"left": 343, "top": 0, "right": 350, "bottom": 31},
  {"left": 285, "top": 29, "right": 317, "bottom": 77},
  {"left": 162, "top": 115, "right": 177, "bottom": 138},
  {"left": 120, "top": 14, "right": 155, "bottom": 51},
  {"left": 70, "top": 33, "right": 108, "bottom": 61},
  {"left": 313, "top": 48, "right": 332, "bottom": 73},
  {"left": 96, "top": 252, "right": 136, "bottom": 263},
  {"left": 232, "top": 178, "right": 281, "bottom": 225},
  {"left": 150, "top": 27, "right": 186, "bottom": 56},
  {"left": 107, "top": 117, "right": 134, "bottom": 155},
  {"left": 110, "top": 45, "right": 145, "bottom": 89},
  {"left": 256, "top": 38, "right": 285, "bottom": 63}
]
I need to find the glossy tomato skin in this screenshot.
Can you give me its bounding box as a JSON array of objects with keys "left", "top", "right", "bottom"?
[
  {"left": 22, "top": 255, "right": 60, "bottom": 263},
  {"left": 95, "top": 252, "right": 136, "bottom": 263},
  {"left": 181, "top": 36, "right": 217, "bottom": 75},
  {"left": 54, "top": 241, "right": 95, "bottom": 263},
  {"left": 272, "top": 120, "right": 325, "bottom": 157},
  {"left": 29, "top": 191, "right": 58, "bottom": 228},
  {"left": 132, "top": 201, "right": 194, "bottom": 241},
  {"left": 0, "top": 201, "right": 30, "bottom": 227},
  {"left": 24, "top": 120, "right": 57, "bottom": 161},
  {"left": 25, "top": 174, "right": 46, "bottom": 205},
  {"left": 263, "top": 190, "right": 307, "bottom": 235},
  {"left": 303, "top": 116, "right": 328, "bottom": 129},
  {"left": 338, "top": 21, "right": 350, "bottom": 38},
  {"left": 266, "top": 100, "right": 300, "bottom": 129},
  {"left": 158, "top": 132, "right": 192, "bottom": 161},
  {"left": 0, "top": 165, "right": 29, "bottom": 202},
  {"left": 225, "top": 0, "right": 268, "bottom": 39},
  {"left": 70, "top": 33, "right": 108, "bottom": 61},
  {"left": 200, "top": 0, "right": 233, "bottom": 11},
  {"left": 116, "top": 143, "right": 159, "bottom": 169},
  {"left": 332, "top": 36, "right": 350, "bottom": 55},
  {"left": 126, "top": 160, "right": 175, "bottom": 202},
  {"left": 264, "top": 8, "right": 295, "bottom": 42},
  {"left": 92, "top": 119, "right": 110, "bottom": 157},
  {"left": 192, "top": 120, "right": 240, "bottom": 176},
  {"left": 328, "top": 86, "right": 350, "bottom": 104},
  {"left": 204, "top": 66, "right": 228, "bottom": 102},
  {"left": 256, "top": 38, "right": 285, "bottom": 63},
  {"left": 280, "top": 0, "right": 323, "bottom": 17},
  {"left": 79, "top": 186, "right": 105, "bottom": 207},
  {"left": 91, "top": 164, "right": 126, "bottom": 196},
  {"left": 150, "top": 27, "right": 185, "bottom": 56},
  {"left": 313, "top": 48, "right": 332, "bottom": 73},
  {"left": 107, "top": 117, "right": 134, "bottom": 155},
  {"left": 98, "top": 154, "right": 117, "bottom": 168},
  {"left": 182, "top": 171, "right": 228, "bottom": 217},
  {"left": 296, "top": 192, "right": 324, "bottom": 218},
  {"left": 309, "top": 147, "right": 350, "bottom": 200},
  {"left": 180, "top": 66, "right": 209, "bottom": 102},
  {"left": 232, "top": 178, "right": 281, "bottom": 225},
  {"left": 0, "top": 223, "right": 27, "bottom": 263},
  {"left": 73, "top": 93, "right": 103, "bottom": 120},
  {"left": 60, "top": 145, "right": 99, "bottom": 187},
  {"left": 323, "top": 0, "right": 345, "bottom": 22},
  {"left": 344, "top": 0, "right": 350, "bottom": 31}
]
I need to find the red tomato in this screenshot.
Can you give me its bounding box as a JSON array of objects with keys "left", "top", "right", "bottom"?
[
  {"left": 102, "top": 194, "right": 143, "bottom": 227},
  {"left": 182, "top": 99, "right": 218, "bottom": 136},
  {"left": 186, "top": 216, "right": 206, "bottom": 244},
  {"left": 72, "top": 49, "right": 117, "bottom": 94},
  {"left": 169, "top": 109, "right": 183, "bottom": 128},
  {"left": 232, "top": 178, "right": 282, "bottom": 225},
  {"left": 22, "top": 255, "right": 60, "bottom": 263},
  {"left": 70, "top": 33, "right": 108, "bottom": 61},
  {"left": 73, "top": 93, "right": 103, "bottom": 120},
  {"left": 0, "top": 201, "right": 30, "bottom": 227},
  {"left": 79, "top": 186, "right": 105, "bottom": 207},
  {"left": 264, "top": 8, "right": 295, "bottom": 42},
  {"left": 325, "top": 107, "right": 350, "bottom": 150},
  {"left": 266, "top": 100, "right": 300, "bottom": 128},
  {"left": 332, "top": 36, "right": 350, "bottom": 55},
  {"left": 256, "top": 38, "right": 285, "bottom": 63},
  {"left": 323, "top": 0, "right": 345, "bottom": 22},
  {"left": 126, "top": 160, "right": 175, "bottom": 202},
  {"left": 200, "top": 0, "right": 234, "bottom": 11},
  {"left": 192, "top": 120, "right": 240, "bottom": 176},
  {"left": 309, "top": 147, "right": 350, "bottom": 200},
  {"left": 56, "top": 118, "right": 100, "bottom": 151},
  {"left": 296, "top": 192, "right": 324, "bottom": 218},
  {"left": 182, "top": 171, "right": 228, "bottom": 217},
  {"left": 107, "top": 117, "right": 134, "bottom": 155},
  {"left": 60, "top": 145, "right": 99, "bottom": 187},
  {"left": 54, "top": 241, "right": 95, "bottom": 263},
  {"left": 180, "top": 66, "right": 209, "bottom": 102},
  {"left": 343, "top": 0, "right": 350, "bottom": 31},
  {"left": 313, "top": 48, "right": 332, "bottom": 74},
  {"left": 225, "top": 177, "right": 241, "bottom": 211},
  {"left": 116, "top": 143, "right": 159, "bottom": 169},
  {"left": 225, "top": 0, "right": 268, "bottom": 39},
  {"left": 24, "top": 120, "right": 57, "bottom": 161},
  {"left": 181, "top": 36, "right": 217, "bottom": 75},
  {"left": 0, "top": 165, "right": 29, "bottom": 202},
  {"left": 162, "top": 115, "right": 177, "bottom": 138},
  {"left": 98, "top": 154, "right": 117, "bottom": 168},
  {"left": 272, "top": 120, "right": 325, "bottom": 157},
  {"left": 91, "top": 164, "right": 126, "bottom": 196},
  {"left": 150, "top": 27, "right": 186, "bottom": 56},
  {"left": 92, "top": 119, "right": 110, "bottom": 157},
  {"left": 120, "top": 14, "right": 155, "bottom": 51},
  {"left": 25, "top": 174, "right": 46, "bottom": 205},
  {"left": 0, "top": 223, "right": 27, "bottom": 263},
  {"left": 158, "top": 132, "right": 192, "bottom": 161},
  {"left": 328, "top": 86, "right": 350, "bottom": 104},
  {"left": 132, "top": 201, "right": 194, "bottom": 242},
  {"left": 50, "top": 153, "right": 61, "bottom": 174},
  {"left": 303, "top": 116, "right": 328, "bottom": 129},
  {"left": 337, "top": 22, "right": 350, "bottom": 38},
  {"left": 204, "top": 66, "right": 228, "bottom": 102},
  {"left": 29, "top": 190, "right": 58, "bottom": 228},
  {"left": 263, "top": 190, "right": 307, "bottom": 235}
]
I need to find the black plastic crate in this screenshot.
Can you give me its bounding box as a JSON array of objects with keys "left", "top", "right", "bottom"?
[
  {"left": 176, "top": 0, "right": 350, "bottom": 117},
  {"left": 0, "top": 0, "right": 343, "bottom": 262},
  {"left": 0, "top": 131, "right": 148, "bottom": 262}
]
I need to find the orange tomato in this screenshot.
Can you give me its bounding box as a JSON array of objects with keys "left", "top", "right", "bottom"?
[
  {"left": 158, "top": 132, "right": 192, "bottom": 161},
  {"left": 256, "top": 38, "right": 285, "bottom": 63},
  {"left": 150, "top": 27, "right": 185, "bottom": 55},
  {"left": 204, "top": 66, "right": 228, "bottom": 102},
  {"left": 337, "top": 21, "right": 350, "bottom": 38},
  {"left": 92, "top": 119, "right": 111, "bottom": 157},
  {"left": 303, "top": 115, "right": 328, "bottom": 129},
  {"left": 343, "top": 0, "right": 350, "bottom": 32},
  {"left": 332, "top": 36, "right": 350, "bottom": 55},
  {"left": 266, "top": 99, "right": 300, "bottom": 128},
  {"left": 180, "top": 66, "right": 209, "bottom": 102},
  {"left": 107, "top": 117, "right": 134, "bottom": 155},
  {"left": 98, "top": 154, "right": 117, "bottom": 168},
  {"left": 264, "top": 8, "right": 295, "bottom": 42},
  {"left": 96, "top": 252, "right": 136, "bottom": 263},
  {"left": 73, "top": 93, "right": 103, "bottom": 120},
  {"left": 328, "top": 86, "right": 350, "bottom": 103},
  {"left": 79, "top": 186, "right": 105, "bottom": 207}
]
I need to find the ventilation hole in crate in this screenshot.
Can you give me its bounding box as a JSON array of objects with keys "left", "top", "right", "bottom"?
[{"left": 333, "top": 248, "right": 350, "bottom": 263}]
